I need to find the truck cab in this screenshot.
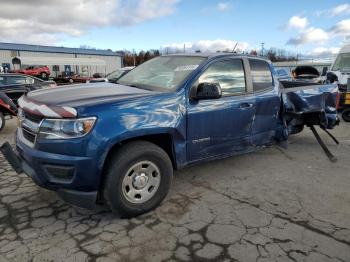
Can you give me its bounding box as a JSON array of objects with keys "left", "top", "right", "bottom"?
[{"left": 327, "top": 44, "right": 350, "bottom": 89}]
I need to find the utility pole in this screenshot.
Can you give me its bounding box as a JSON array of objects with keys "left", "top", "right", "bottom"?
[
  {"left": 183, "top": 44, "right": 186, "bottom": 53},
  {"left": 260, "top": 42, "right": 265, "bottom": 57},
  {"left": 132, "top": 49, "right": 136, "bottom": 66}
]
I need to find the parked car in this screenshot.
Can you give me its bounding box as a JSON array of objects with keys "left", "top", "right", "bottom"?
[
  {"left": 1, "top": 54, "right": 339, "bottom": 217},
  {"left": 292, "top": 66, "right": 322, "bottom": 83},
  {"left": 14, "top": 65, "right": 51, "bottom": 80},
  {"left": 276, "top": 68, "right": 293, "bottom": 81},
  {"left": 340, "top": 91, "right": 350, "bottom": 122},
  {"left": 0, "top": 92, "right": 17, "bottom": 131},
  {"left": 0, "top": 73, "right": 57, "bottom": 105},
  {"left": 332, "top": 78, "right": 350, "bottom": 122},
  {"left": 87, "top": 67, "right": 135, "bottom": 83},
  {"left": 327, "top": 44, "right": 350, "bottom": 90},
  {"left": 54, "top": 73, "right": 94, "bottom": 84}
]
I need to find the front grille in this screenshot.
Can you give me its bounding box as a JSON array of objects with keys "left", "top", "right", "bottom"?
[
  {"left": 22, "top": 128, "right": 36, "bottom": 143},
  {"left": 24, "top": 111, "right": 44, "bottom": 123}
]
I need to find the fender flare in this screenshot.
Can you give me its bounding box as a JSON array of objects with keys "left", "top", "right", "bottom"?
[{"left": 97, "top": 128, "right": 178, "bottom": 171}]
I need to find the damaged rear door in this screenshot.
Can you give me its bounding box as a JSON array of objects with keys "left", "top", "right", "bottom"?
[{"left": 247, "top": 59, "right": 281, "bottom": 146}]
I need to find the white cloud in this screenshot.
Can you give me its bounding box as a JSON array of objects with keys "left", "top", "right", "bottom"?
[
  {"left": 316, "top": 3, "right": 350, "bottom": 17},
  {"left": 285, "top": 15, "right": 350, "bottom": 46},
  {"left": 287, "top": 16, "right": 309, "bottom": 30},
  {"left": 161, "top": 39, "right": 248, "bottom": 53},
  {"left": 287, "top": 27, "right": 329, "bottom": 46},
  {"left": 308, "top": 47, "right": 340, "bottom": 57},
  {"left": 330, "top": 3, "right": 350, "bottom": 16},
  {"left": 216, "top": 2, "right": 230, "bottom": 12},
  {"left": 0, "top": 0, "right": 179, "bottom": 45},
  {"left": 329, "top": 19, "right": 350, "bottom": 38}
]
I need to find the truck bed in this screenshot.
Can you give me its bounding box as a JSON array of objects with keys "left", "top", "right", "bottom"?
[{"left": 279, "top": 81, "right": 338, "bottom": 132}]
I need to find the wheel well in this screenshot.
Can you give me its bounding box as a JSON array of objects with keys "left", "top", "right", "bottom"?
[{"left": 103, "top": 133, "right": 177, "bottom": 171}]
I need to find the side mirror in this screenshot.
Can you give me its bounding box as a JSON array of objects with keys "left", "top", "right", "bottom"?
[{"left": 191, "top": 82, "right": 222, "bottom": 100}]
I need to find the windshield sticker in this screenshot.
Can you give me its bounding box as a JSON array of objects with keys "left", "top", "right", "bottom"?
[{"left": 175, "top": 65, "right": 199, "bottom": 71}]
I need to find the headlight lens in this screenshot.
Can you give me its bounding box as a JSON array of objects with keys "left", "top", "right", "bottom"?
[{"left": 38, "top": 117, "right": 96, "bottom": 139}]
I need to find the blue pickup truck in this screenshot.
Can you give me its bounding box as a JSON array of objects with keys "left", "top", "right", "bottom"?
[{"left": 1, "top": 54, "right": 339, "bottom": 217}]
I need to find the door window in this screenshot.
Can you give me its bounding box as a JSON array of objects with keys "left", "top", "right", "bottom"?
[
  {"left": 249, "top": 59, "right": 273, "bottom": 92},
  {"left": 198, "top": 59, "right": 246, "bottom": 96},
  {"left": 7, "top": 76, "right": 26, "bottom": 84}
]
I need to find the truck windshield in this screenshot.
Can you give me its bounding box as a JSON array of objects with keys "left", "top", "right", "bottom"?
[
  {"left": 332, "top": 53, "right": 350, "bottom": 72},
  {"left": 117, "top": 56, "right": 206, "bottom": 91}
]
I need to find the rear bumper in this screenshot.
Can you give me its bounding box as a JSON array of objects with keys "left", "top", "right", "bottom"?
[{"left": 0, "top": 141, "right": 98, "bottom": 209}]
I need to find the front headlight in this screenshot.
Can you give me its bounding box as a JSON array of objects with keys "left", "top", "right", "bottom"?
[{"left": 38, "top": 117, "right": 97, "bottom": 139}]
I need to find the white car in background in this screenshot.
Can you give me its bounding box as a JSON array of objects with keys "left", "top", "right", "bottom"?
[
  {"left": 327, "top": 44, "right": 350, "bottom": 90},
  {"left": 87, "top": 66, "right": 135, "bottom": 84}
]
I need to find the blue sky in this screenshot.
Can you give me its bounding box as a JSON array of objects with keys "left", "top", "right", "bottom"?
[{"left": 1, "top": 0, "right": 350, "bottom": 56}]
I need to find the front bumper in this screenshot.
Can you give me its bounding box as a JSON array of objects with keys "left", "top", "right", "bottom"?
[{"left": 0, "top": 141, "right": 98, "bottom": 209}]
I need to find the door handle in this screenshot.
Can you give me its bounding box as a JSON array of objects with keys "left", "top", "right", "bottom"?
[{"left": 239, "top": 102, "right": 254, "bottom": 109}]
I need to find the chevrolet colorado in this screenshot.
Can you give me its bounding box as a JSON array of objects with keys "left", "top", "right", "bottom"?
[{"left": 1, "top": 54, "right": 339, "bottom": 217}]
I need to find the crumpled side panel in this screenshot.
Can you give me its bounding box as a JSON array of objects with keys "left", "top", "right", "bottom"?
[{"left": 281, "top": 84, "right": 339, "bottom": 132}]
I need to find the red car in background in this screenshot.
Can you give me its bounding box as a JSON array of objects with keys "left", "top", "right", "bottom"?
[
  {"left": 14, "top": 65, "right": 50, "bottom": 80},
  {"left": 53, "top": 73, "right": 95, "bottom": 84}
]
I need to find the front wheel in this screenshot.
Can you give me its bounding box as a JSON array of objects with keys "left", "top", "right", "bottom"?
[
  {"left": 342, "top": 109, "right": 350, "bottom": 122},
  {"left": 0, "top": 112, "right": 5, "bottom": 132},
  {"left": 104, "top": 141, "right": 173, "bottom": 217}
]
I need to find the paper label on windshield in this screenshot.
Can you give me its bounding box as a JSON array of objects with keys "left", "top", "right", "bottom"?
[{"left": 175, "top": 65, "right": 199, "bottom": 71}]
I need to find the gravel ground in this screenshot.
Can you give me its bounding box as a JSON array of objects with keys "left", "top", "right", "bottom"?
[{"left": 0, "top": 118, "right": 350, "bottom": 262}]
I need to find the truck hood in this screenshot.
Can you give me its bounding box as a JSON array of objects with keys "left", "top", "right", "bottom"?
[
  {"left": 27, "top": 82, "right": 156, "bottom": 108},
  {"left": 18, "top": 82, "right": 158, "bottom": 118}
]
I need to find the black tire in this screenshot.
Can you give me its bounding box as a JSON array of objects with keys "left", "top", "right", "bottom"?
[
  {"left": 342, "top": 109, "right": 350, "bottom": 122},
  {"left": 104, "top": 141, "right": 173, "bottom": 218},
  {"left": 0, "top": 111, "right": 5, "bottom": 132}
]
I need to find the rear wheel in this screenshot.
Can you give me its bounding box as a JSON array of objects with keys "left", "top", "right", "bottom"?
[
  {"left": 104, "top": 141, "right": 173, "bottom": 218},
  {"left": 0, "top": 112, "right": 5, "bottom": 131},
  {"left": 342, "top": 109, "right": 350, "bottom": 122}
]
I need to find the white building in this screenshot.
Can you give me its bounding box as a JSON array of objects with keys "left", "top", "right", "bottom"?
[{"left": 0, "top": 42, "right": 123, "bottom": 77}]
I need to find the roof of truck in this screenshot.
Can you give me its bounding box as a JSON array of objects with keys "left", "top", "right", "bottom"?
[
  {"left": 339, "top": 44, "right": 350, "bottom": 54},
  {"left": 165, "top": 53, "right": 269, "bottom": 60}
]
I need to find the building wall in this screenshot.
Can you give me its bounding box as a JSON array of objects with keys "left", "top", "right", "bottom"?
[
  {"left": 0, "top": 49, "right": 122, "bottom": 76},
  {"left": 0, "top": 50, "right": 15, "bottom": 71},
  {"left": 18, "top": 51, "right": 76, "bottom": 76},
  {"left": 76, "top": 54, "right": 121, "bottom": 76}
]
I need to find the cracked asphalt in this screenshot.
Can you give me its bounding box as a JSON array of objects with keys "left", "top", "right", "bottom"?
[{"left": 1, "top": 118, "right": 350, "bottom": 262}]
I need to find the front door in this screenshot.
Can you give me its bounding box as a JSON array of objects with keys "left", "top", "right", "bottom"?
[{"left": 187, "top": 58, "right": 255, "bottom": 162}]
